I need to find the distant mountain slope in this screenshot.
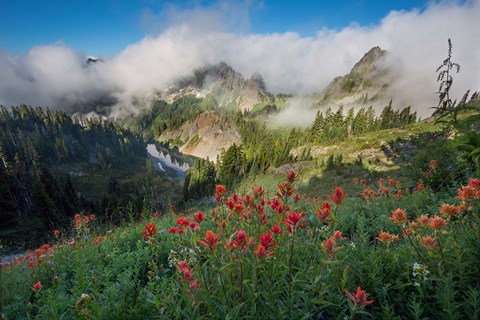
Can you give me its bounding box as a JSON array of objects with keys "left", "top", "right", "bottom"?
[
  {"left": 161, "top": 62, "right": 271, "bottom": 111},
  {"left": 317, "top": 46, "right": 390, "bottom": 106},
  {"left": 159, "top": 110, "right": 241, "bottom": 161}
]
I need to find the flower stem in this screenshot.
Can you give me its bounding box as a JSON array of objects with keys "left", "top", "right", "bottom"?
[
  {"left": 402, "top": 227, "right": 427, "bottom": 265},
  {"left": 436, "top": 231, "right": 447, "bottom": 273}
]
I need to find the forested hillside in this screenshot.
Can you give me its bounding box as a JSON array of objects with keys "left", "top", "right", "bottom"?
[{"left": 0, "top": 105, "right": 181, "bottom": 246}]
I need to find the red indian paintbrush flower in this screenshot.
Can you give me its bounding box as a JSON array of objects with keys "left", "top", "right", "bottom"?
[
  {"left": 421, "top": 236, "right": 439, "bottom": 251},
  {"left": 286, "top": 170, "right": 298, "bottom": 184},
  {"left": 468, "top": 178, "right": 480, "bottom": 188},
  {"left": 455, "top": 186, "right": 477, "bottom": 202},
  {"left": 215, "top": 185, "right": 226, "bottom": 198},
  {"left": 429, "top": 215, "right": 448, "bottom": 230},
  {"left": 333, "top": 230, "right": 345, "bottom": 240},
  {"left": 284, "top": 211, "right": 305, "bottom": 229},
  {"left": 194, "top": 211, "right": 205, "bottom": 223},
  {"left": 344, "top": 286, "right": 374, "bottom": 306},
  {"left": 258, "top": 233, "right": 277, "bottom": 249},
  {"left": 196, "top": 230, "right": 222, "bottom": 254},
  {"left": 330, "top": 187, "right": 347, "bottom": 206},
  {"left": 253, "top": 244, "right": 274, "bottom": 260},
  {"left": 314, "top": 207, "right": 334, "bottom": 222},
  {"left": 322, "top": 236, "right": 345, "bottom": 259},
  {"left": 375, "top": 231, "right": 400, "bottom": 243},
  {"left": 141, "top": 223, "right": 157, "bottom": 240},
  {"left": 389, "top": 208, "right": 407, "bottom": 225},
  {"left": 32, "top": 281, "right": 42, "bottom": 292},
  {"left": 270, "top": 224, "right": 283, "bottom": 235}
]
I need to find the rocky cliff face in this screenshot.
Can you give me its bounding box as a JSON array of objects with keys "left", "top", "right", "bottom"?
[
  {"left": 159, "top": 110, "right": 241, "bottom": 161},
  {"left": 318, "top": 46, "right": 390, "bottom": 105},
  {"left": 161, "top": 63, "right": 267, "bottom": 111}
]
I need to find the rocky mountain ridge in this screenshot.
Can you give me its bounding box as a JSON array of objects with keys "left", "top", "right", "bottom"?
[{"left": 317, "top": 46, "right": 390, "bottom": 106}]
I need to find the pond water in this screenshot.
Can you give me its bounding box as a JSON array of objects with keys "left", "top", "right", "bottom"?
[{"left": 146, "top": 144, "right": 190, "bottom": 178}]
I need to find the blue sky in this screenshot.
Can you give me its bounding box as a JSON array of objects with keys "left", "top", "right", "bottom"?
[{"left": 1, "top": 0, "right": 430, "bottom": 56}]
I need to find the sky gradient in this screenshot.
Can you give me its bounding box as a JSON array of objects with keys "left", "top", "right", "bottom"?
[{"left": 1, "top": 0, "right": 431, "bottom": 56}]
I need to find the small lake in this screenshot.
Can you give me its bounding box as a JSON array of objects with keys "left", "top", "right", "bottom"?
[{"left": 146, "top": 144, "right": 190, "bottom": 178}]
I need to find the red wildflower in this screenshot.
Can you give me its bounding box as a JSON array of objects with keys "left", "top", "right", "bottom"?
[
  {"left": 421, "top": 236, "right": 439, "bottom": 251},
  {"left": 215, "top": 185, "right": 226, "bottom": 198},
  {"left": 253, "top": 244, "right": 274, "bottom": 260},
  {"left": 286, "top": 170, "right": 298, "bottom": 184},
  {"left": 429, "top": 215, "right": 448, "bottom": 230},
  {"left": 333, "top": 230, "right": 345, "bottom": 240},
  {"left": 253, "top": 186, "right": 265, "bottom": 198},
  {"left": 378, "top": 178, "right": 385, "bottom": 188},
  {"left": 439, "top": 204, "right": 459, "bottom": 217},
  {"left": 234, "top": 203, "right": 244, "bottom": 213},
  {"left": 32, "top": 281, "right": 42, "bottom": 292},
  {"left": 153, "top": 212, "right": 159, "bottom": 218},
  {"left": 276, "top": 182, "right": 295, "bottom": 199},
  {"left": 468, "top": 178, "right": 480, "bottom": 189},
  {"left": 270, "top": 224, "right": 283, "bottom": 235},
  {"left": 322, "top": 236, "right": 345, "bottom": 259},
  {"left": 189, "top": 279, "right": 200, "bottom": 289},
  {"left": 196, "top": 230, "right": 222, "bottom": 254},
  {"left": 194, "top": 211, "right": 205, "bottom": 223},
  {"left": 408, "top": 221, "right": 420, "bottom": 231},
  {"left": 284, "top": 211, "right": 305, "bottom": 230},
  {"left": 140, "top": 223, "right": 157, "bottom": 240},
  {"left": 314, "top": 207, "right": 333, "bottom": 222},
  {"left": 455, "top": 186, "right": 477, "bottom": 202},
  {"left": 321, "top": 200, "right": 331, "bottom": 210},
  {"left": 258, "top": 233, "right": 277, "bottom": 249},
  {"left": 53, "top": 230, "right": 60, "bottom": 237},
  {"left": 176, "top": 218, "right": 190, "bottom": 227},
  {"left": 330, "top": 187, "right": 347, "bottom": 206},
  {"left": 375, "top": 231, "right": 400, "bottom": 243},
  {"left": 344, "top": 286, "right": 374, "bottom": 306},
  {"left": 429, "top": 159, "right": 438, "bottom": 170},
  {"left": 417, "top": 214, "right": 430, "bottom": 225},
  {"left": 361, "top": 179, "right": 367, "bottom": 185},
  {"left": 389, "top": 208, "right": 407, "bottom": 226},
  {"left": 388, "top": 177, "right": 394, "bottom": 189}
]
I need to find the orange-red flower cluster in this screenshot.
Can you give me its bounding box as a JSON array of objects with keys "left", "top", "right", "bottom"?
[
  {"left": 196, "top": 230, "right": 222, "bottom": 254},
  {"left": 376, "top": 231, "right": 400, "bottom": 243},
  {"left": 140, "top": 223, "right": 157, "bottom": 241},
  {"left": 345, "top": 286, "right": 374, "bottom": 306},
  {"left": 322, "top": 236, "right": 345, "bottom": 259},
  {"left": 32, "top": 281, "right": 42, "bottom": 292},
  {"left": 389, "top": 208, "right": 407, "bottom": 225},
  {"left": 330, "top": 187, "right": 347, "bottom": 206}
]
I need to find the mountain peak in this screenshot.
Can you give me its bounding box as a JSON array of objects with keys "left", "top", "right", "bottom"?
[
  {"left": 351, "top": 46, "right": 387, "bottom": 75},
  {"left": 318, "top": 46, "right": 389, "bottom": 104}
]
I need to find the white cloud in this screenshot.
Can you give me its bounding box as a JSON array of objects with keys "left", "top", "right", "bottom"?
[{"left": 0, "top": 0, "right": 479, "bottom": 118}]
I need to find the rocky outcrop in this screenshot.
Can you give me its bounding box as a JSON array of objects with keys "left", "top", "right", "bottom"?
[
  {"left": 159, "top": 111, "right": 241, "bottom": 161},
  {"left": 318, "top": 46, "right": 390, "bottom": 105},
  {"left": 162, "top": 63, "right": 268, "bottom": 111}
]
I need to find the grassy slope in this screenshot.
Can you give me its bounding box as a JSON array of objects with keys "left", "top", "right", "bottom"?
[{"left": 238, "top": 118, "right": 444, "bottom": 197}]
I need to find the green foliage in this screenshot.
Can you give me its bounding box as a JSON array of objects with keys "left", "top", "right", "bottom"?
[
  {"left": 183, "top": 158, "right": 216, "bottom": 201},
  {"left": 0, "top": 105, "right": 180, "bottom": 246},
  {"left": 2, "top": 173, "right": 478, "bottom": 319},
  {"left": 309, "top": 103, "right": 416, "bottom": 144},
  {"left": 433, "top": 39, "right": 480, "bottom": 172}
]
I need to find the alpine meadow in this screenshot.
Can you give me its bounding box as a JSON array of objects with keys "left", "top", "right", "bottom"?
[{"left": 1, "top": 1, "right": 480, "bottom": 319}]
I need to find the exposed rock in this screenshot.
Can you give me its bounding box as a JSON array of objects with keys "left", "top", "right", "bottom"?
[
  {"left": 162, "top": 62, "right": 267, "bottom": 110},
  {"left": 159, "top": 111, "right": 241, "bottom": 161},
  {"left": 317, "top": 46, "right": 390, "bottom": 106}
]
